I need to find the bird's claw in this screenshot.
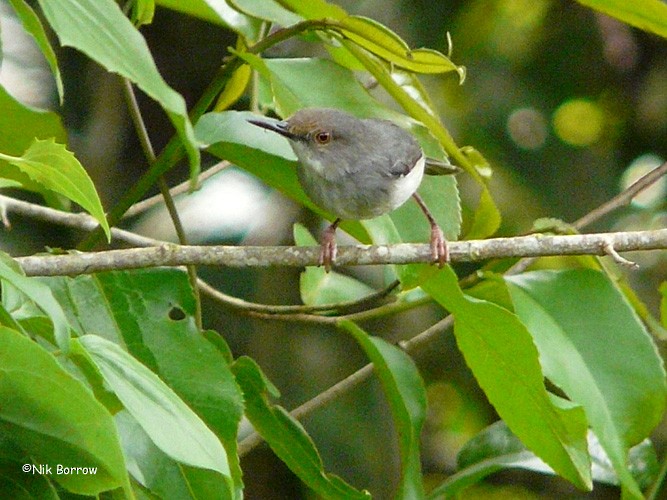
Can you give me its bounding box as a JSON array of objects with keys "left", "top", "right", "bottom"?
[
  {"left": 318, "top": 224, "right": 338, "bottom": 272},
  {"left": 430, "top": 224, "right": 449, "bottom": 268}
]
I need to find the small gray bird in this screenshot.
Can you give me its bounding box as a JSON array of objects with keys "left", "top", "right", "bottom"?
[{"left": 248, "top": 107, "right": 458, "bottom": 271}]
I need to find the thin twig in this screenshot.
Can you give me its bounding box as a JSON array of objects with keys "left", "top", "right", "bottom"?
[
  {"left": 123, "top": 161, "right": 231, "bottom": 219},
  {"left": 509, "top": 161, "right": 667, "bottom": 275},
  {"left": 573, "top": 161, "right": 667, "bottom": 229},
  {"left": 121, "top": 78, "right": 203, "bottom": 329},
  {"left": 198, "top": 278, "right": 400, "bottom": 317}
]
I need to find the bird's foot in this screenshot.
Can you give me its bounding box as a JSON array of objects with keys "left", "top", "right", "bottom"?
[
  {"left": 318, "top": 223, "right": 338, "bottom": 272},
  {"left": 430, "top": 224, "right": 449, "bottom": 267}
]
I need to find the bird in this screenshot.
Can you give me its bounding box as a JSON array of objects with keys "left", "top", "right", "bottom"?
[{"left": 248, "top": 107, "right": 458, "bottom": 271}]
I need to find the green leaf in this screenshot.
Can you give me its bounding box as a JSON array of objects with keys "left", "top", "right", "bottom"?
[
  {"left": 336, "top": 16, "right": 461, "bottom": 74},
  {"left": 37, "top": 0, "right": 201, "bottom": 181},
  {"left": 339, "top": 321, "right": 427, "bottom": 499},
  {"left": 43, "top": 268, "right": 245, "bottom": 496},
  {"left": 78, "top": 334, "right": 232, "bottom": 483},
  {"left": 430, "top": 421, "right": 658, "bottom": 498},
  {"left": 232, "top": 356, "right": 370, "bottom": 500},
  {"left": 0, "top": 254, "right": 70, "bottom": 350},
  {"left": 156, "top": 0, "right": 261, "bottom": 40},
  {"left": 132, "top": 0, "right": 156, "bottom": 26},
  {"left": 0, "top": 85, "right": 65, "bottom": 155},
  {"left": 0, "top": 139, "right": 110, "bottom": 241},
  {"left": 214, "top": 63, "right": 252, "bottom": 111},
  {"left": 115, "top": 410, "right": 233, "bottom": 500},
  {"left": 7, "top": 0, "right": 64, "bottom": 104},
  {"left": 294, "top": 224, "right": 376, "bottom": 305},
  {"left": 277, "top": 0, "right": 346, "bottom": 20},
  {"left": 196, "top": 111, "right": 305, "bottom": 207},
  {"left": 422, "top": 267, "right": 592, "bottom": 490},
  {"left": 0, "top": 327, "right": 128, "bottom": 495},
  {"left": 0, "top": 461, "right": 59, "bottom": 499},
  {"left": 229, "top": 0, "right": 303, "bottom": 26},
  {"left": 575, "top": 0, "right": 667, "bottom": 39},
  {"left": 464, "top": 185, "right": 501, "bottom": 239},
  {"left": 506, "top": 269, "right": 667, "bottom": 499}
]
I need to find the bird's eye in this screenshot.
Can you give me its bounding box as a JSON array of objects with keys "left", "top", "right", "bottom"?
[{"left": 314, "top": 131, "right": 332, "bottom": 144}]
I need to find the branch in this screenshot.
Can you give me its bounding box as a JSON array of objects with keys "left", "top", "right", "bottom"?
[
  {"left": 573, "top": 160, "right": 667, "bottom": 228},
  {"left": 13, "top": 229, "right": 667, "bottom": 277}
]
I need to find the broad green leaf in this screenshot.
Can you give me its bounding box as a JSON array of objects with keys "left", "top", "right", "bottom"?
[
  {"left": 339, "top": 321, "right": 427, "bottom": 499},
  {"left": 277, "top": 0, "right": 346, "bottom": 20},
  {"left": 232, "top": 356, "right": 370, "bottom": 499},
  {"left": 229, "top": 0, "right": 303, "bottom": 26},
  {"left": 0, "top": 461, "right": 59, "bottom": 499},
  {"left": 38, "top": 0, "right": 201, "bottom": 181},
  {"left": 156, "top": 0, "right": 261, "bottom": 40},
  {"left": 464, "top": 185, "right": 501, "bottom": 239},
  {"left": 0, "top": 301, "right": 24, "bottom": 334},
  {"left": 132, "top": 0, "right": 156, "bottom": 26},
  {"left": 422, "top": 266, "right": 592, "bottom": 490},
  {"left": 0, "top": 254, "right": 70, "bottom": 350},
  {"left": 116, "top": 410, "right": 233, "bottom": 500},
  {"left": 506, "top": 269, "right": 667, "bottom": 499},
  {"left": 356, "top": 214, "right": 404, "bottom": 279},
  {"left": 575, "top": 0, "right": 667, "bottom": 39},
  {"left": 430, "top": 421, "right": 658, "bottom": 498},
  {"left": 0, "top": 139, "right": 110, "bottom": 241},
  {"left": 195, "top": 110, "right": 304, "bottom": 206},
  {"left": 214, "top": 63, "right": 252, "bottom": 111},
  {"left": 336, "top": 16, "right": 460, "bottom": 74},
  {"left": 78, "top": 334, "right": 232, "bottom": 483},
  {"left": 0, "top": 85, "right": 65, "bottom": 155},
  {"left": 43, "top": 268, "right": 245, "bottom": 496},
  {"left": 294, "top": 224, "right": 376, "bottom": 305},
  {"left": 0, "top": 327, "right": 128, "bottom": 495},
  {"left": 460, "top": 145, "right": 493, "bottom": 179},
  {"left": 7, "top": 0, "right": 64, "bottom": 103}
]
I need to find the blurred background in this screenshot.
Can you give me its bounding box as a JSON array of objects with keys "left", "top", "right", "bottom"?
[{"left": 1, "top": 0, "right": 666, "bottom": 497}]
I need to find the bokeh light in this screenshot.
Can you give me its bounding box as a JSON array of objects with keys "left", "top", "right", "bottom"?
[
  {"left": 507, "top": 107, "right": 548, "bottom": 150},
  {"left": 552, "top": 98, "right": 605, "bottom": 147},
  {"left": 620, "top": 154, "right": 666, "bottom": 208}
]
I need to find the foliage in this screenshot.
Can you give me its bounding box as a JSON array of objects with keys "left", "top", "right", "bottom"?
[{"left": 0, "top": 0, "right": 665, "bottom": 499}]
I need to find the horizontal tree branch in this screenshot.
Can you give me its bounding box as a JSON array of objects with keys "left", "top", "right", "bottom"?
[{"left": 14, "top": 228, "right": 667, "bottom": 277}]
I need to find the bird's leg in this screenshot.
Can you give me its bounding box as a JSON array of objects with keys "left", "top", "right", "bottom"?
[
  {"left": 413, "top": 193, "right": 449, "bottom": 267},
  {"left": 319, "top": 218, "right": 341, "bottom": 272}
]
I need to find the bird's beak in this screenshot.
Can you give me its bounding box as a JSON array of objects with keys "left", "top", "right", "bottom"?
[{"left": 247, "top": 118, "right": 297, "bottom": 140}]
